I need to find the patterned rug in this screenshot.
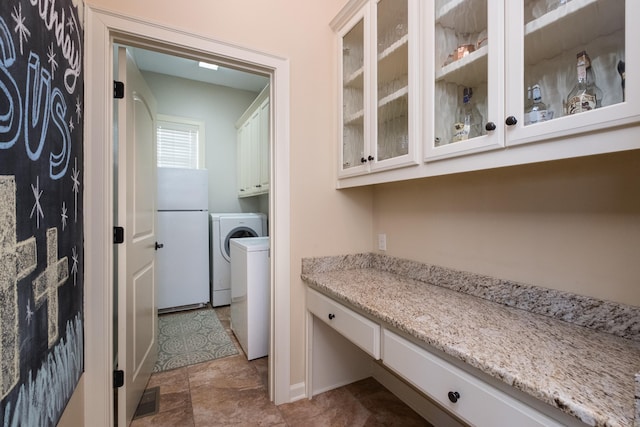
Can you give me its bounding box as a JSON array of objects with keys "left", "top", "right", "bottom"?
[{"left": 154, "top": 308, "right": 238, "bottom": 372}]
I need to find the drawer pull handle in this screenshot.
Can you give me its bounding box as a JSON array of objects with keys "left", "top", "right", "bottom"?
[
  {"left": 328, "top": 313, "right": 335, "bottom": 320},
  {"left": 448, "top": 391, "right": 460, "bottom": 403}
]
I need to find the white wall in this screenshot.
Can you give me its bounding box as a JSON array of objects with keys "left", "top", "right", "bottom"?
[{"left": 142, "top": 70, "right": 265, "bottom": 214}]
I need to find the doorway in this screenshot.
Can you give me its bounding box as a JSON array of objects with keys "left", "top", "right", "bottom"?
[{"left": 84, "top": 7, "right": 291, "bottom": 426}]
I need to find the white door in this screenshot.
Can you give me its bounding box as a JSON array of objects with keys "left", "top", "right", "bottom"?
[{"left": 116, "top": 46, "right": 158, "bottom": 426}]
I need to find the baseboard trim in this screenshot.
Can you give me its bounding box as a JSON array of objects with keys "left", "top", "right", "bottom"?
[{"left": 289, "top": 382, "right": 306, "bottom": 403}]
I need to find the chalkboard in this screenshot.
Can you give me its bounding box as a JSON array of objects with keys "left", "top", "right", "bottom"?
[{"left": 0, "top": 0, "right": 84, "bottom": 425}]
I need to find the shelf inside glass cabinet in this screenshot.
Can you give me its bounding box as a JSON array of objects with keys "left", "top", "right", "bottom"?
[
  {"left": 436, "top": 0, "right": 487, "bottom": 34},
  {"left": 344, "top": 67, "right": 364, "bottom": 88},
  {"left": 344, "top": 109, "right": 364, "bottom": 126},
  {"left": 524, "top": 0, "right": 624, "bottom": 66},
  {"left": 435, "top": 45, "right": 488, "bottom": 87},
  {"left": 378, "top": 36, "right": 408, "bottom": 85}
]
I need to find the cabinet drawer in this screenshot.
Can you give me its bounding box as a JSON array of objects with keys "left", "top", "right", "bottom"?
[
  {"left": 382, "top": 329, "right": 562, "bottom": 427},
  {"left": 307, "top": 288, "right": 380, "bottom": 359}
]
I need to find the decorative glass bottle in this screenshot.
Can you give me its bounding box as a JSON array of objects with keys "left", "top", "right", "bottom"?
[
  {"left": 566, "top": 51, "right": 602, "bottom": 115},
  {"left": 452, "top": 87, "right": 483, "bottom": 143},
  {"left": 525, "top": 84, "right": 550, "bottom": 125}
]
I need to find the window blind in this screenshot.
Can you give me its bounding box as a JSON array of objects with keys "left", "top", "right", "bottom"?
[{"left": 157, "top": 121, "right": 200, "bottom": 169}]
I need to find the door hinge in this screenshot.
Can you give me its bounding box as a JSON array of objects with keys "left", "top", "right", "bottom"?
[
  {"left": 113, "top": 226, "right": 124, "bottom": 244},
  {"left": 113, "top": 370, "right": 124, "bottom": 388},
  {"left": 114, "top": 80, "right": 124, "bottom": 99}
]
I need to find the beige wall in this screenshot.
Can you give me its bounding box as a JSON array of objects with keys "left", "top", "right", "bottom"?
[
  {"left": 373, "top": 149, "right": 640, "bottom": 307},
  {"left": 85, "top": 0, "right": 366, "bottom": 392},
  {"left": 58, "top": 376, "right": 84, "bottom": 427}
]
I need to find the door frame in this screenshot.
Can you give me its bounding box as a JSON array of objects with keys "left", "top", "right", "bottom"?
[{"left": 84, "top": 6, "right": 291, "bottom": 426}]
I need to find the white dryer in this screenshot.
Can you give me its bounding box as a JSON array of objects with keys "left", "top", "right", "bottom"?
[{"left": 210, "top": 213, "right": 267, "bottom": 306}]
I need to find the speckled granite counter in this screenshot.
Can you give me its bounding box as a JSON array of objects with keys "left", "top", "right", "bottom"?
[{"left": 301, "top": 253, "right": 640, "bottom": 427}]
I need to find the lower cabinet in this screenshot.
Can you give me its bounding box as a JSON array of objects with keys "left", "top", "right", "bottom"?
[
  {"left": 382, "top": 329, "right": 564, "bottom": 427},
  {"left": 306, "top": 287, "right": 573, "bottom": 427},
  {"left": 307, "top": 288, "right": 380, "bottom": 359}
]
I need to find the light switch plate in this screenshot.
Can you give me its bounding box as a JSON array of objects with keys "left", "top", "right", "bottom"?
[{"left": 378, "top": 233, "right": 387, "bottom": 251}]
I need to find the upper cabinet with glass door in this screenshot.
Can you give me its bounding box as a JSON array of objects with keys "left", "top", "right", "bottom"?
[
  {"left": 426, "top": 0, "right": 638, "bottom": 162},
  {"left": 425, "top": 0, "right": 506, "bottom": 161},
  {"left": 333, "top": 0, "right": 420, "bottom": 179},
  {"left": 505, "top": 0, "right": 636, "bottom": 147},
  {"left": 339, "top": 9, "right": 368, "bottom": 177}
]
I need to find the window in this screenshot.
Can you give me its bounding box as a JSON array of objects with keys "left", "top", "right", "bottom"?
[{"left": 156, "top": 114, "right": 205, "bottom": 169}]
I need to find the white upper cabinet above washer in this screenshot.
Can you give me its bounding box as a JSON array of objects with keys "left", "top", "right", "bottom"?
[{"left": 236, "top": 85, "right": 269, "bottom": 197}]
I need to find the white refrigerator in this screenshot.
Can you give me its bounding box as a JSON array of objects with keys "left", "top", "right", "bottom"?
[{"left": 156, "top": 167, "right": 210, "bottom": 311}]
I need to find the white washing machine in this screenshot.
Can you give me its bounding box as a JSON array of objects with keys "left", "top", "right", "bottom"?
[{"left": 210, "top": 213, "right": 267, "bottom": 306}]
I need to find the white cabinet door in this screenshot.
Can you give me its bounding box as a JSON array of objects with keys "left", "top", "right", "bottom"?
[
  {"left": 424, "top": 0, "right": 506, "bottom": 161},
  {"left": 248, "top": 109, "right": 261, "bottom": 194},
  {"left": 258, "top": 98, "right": 270, "bottom": 192},
  {"left": 236, "top": 120, "right": 252, "bottom": 196},
  {"left": 505, "top": 0, "right": 637, "bottom": 148},
  {"left": 237, "top": 86, "right": 269, "bottom": 198},
  {"left": 334, "top": 0, "right": 420, "bottom": 179},
  {"left": 337, "top": 7, "right": 370, "bottom": 177}
]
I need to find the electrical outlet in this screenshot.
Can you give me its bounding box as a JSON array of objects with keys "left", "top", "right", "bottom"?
[{"left": 378, "top": 233, "right": 387, "bottom": 251}]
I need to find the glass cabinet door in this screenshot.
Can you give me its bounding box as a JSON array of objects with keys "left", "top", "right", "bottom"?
[
  {"left": 375, "top": 0, "right": 409, "bottom": 164},
  {"left": 340, "top": 15, "right": 367, "bottom": 175},
  {"left": 426, "top": 0, "right": 505, "bottom": 161},
  {"left": 507, "top": 0, "right": 633, "bottom": 146}
]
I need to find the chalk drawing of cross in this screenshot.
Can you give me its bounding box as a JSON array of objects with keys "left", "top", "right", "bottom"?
[
  {"left": 0, "top": 176, "right": 37, "bottom": 399},
  {"left": 32, "top": 228, "right": 69, "bottom": 348}
]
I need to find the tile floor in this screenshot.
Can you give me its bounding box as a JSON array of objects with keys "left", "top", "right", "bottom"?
[{"left": 131, "top": 306, "right": 432, "bottom": 427}]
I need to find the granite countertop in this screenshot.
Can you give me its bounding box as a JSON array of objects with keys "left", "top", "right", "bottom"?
[{"left": 301, "top": 254, "right": 640, "bottom": 427}]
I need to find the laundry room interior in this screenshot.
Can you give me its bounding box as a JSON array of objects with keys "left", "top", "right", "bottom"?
[{"left": 115, "top": 45, "right": 272, "bottom": 370}]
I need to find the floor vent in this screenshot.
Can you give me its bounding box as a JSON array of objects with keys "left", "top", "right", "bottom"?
[{"left": 133, "top": 386, "right": 160, "bottom": 419}]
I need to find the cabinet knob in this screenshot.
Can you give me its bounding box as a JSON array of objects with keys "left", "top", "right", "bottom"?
[
  {"left": 447, "top": 391, "right": 460, "bottom": 403},
  {"left": 485, "top": 122, "right": 496, "bottom": 131},
  {"left": 367, "top": 155, "right": 374, "bottom": 161},
  {"left": 155, "top": 242, "right": 164, "bottom": 250},
  {"left": 328, "top": 313, "right": 335, "bottom": 320},
  {"left": 361, "top": 157, "right": 367, "bottom": 163},
  {"left": 505, "top": 116, "right": 518, "bottom": 126}
]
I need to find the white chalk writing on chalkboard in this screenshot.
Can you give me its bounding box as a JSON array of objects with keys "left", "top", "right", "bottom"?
[{"left": 0, "top": 16, "right": 73, "bottom": 179}]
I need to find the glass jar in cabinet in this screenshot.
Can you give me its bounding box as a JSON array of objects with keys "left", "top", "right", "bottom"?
[
  {"left": 424, "top": 0, "right": 506, "bottom": 162},
  {"left": 505, "top": 0, "right": 637, "bottom": 147},
  {"left": 333, "top": 0, "right": 420, "bottom": 179}
]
